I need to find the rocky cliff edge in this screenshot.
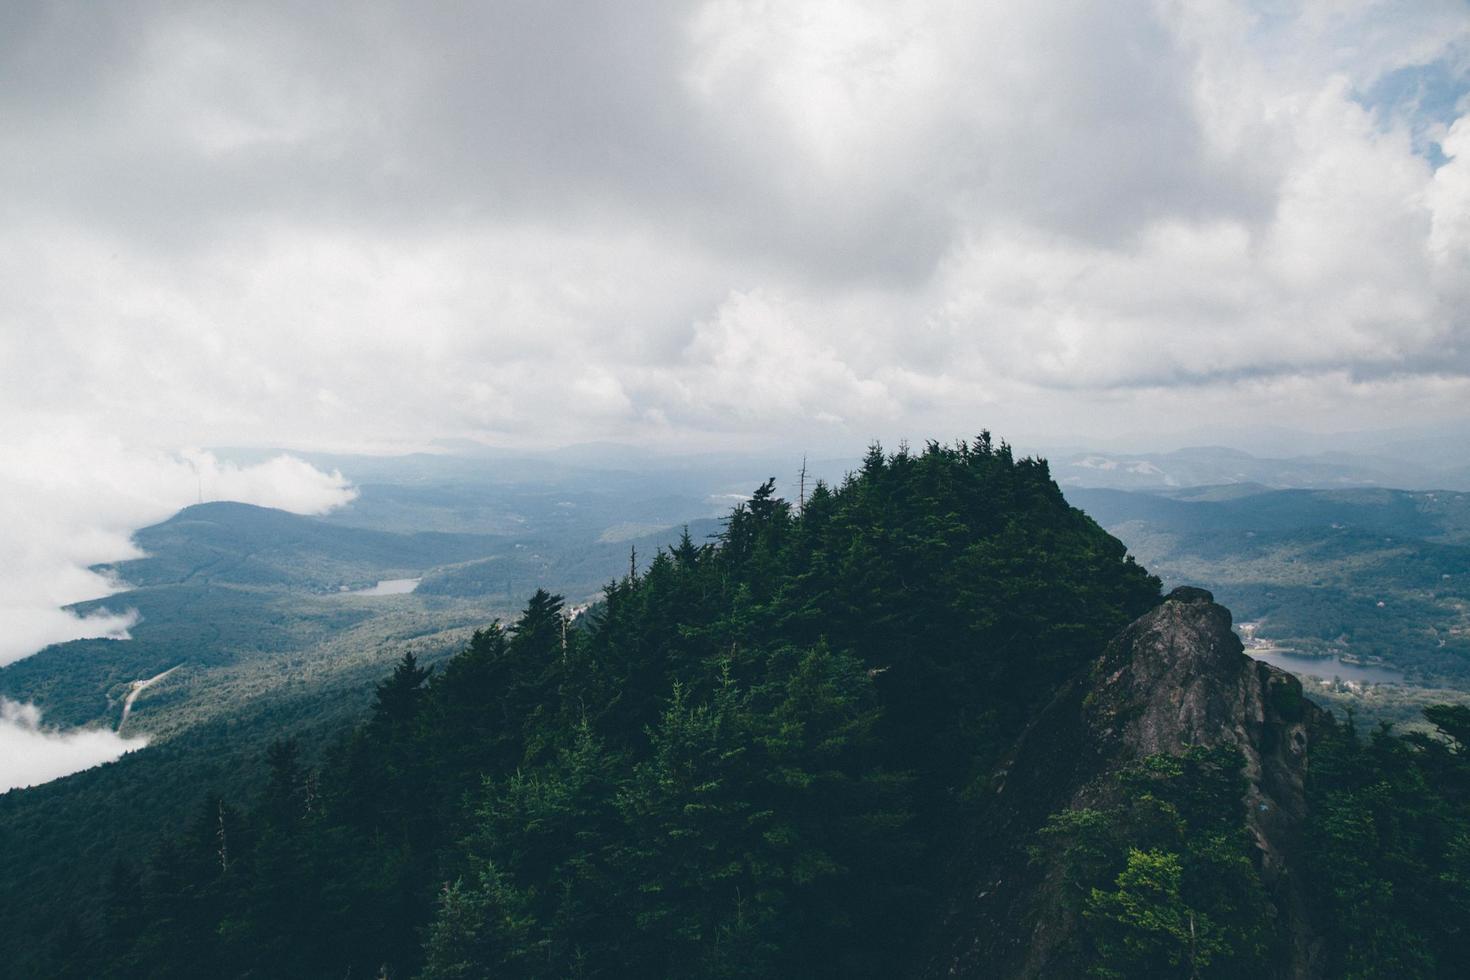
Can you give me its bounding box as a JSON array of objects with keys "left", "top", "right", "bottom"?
[{"left": 924, "top": 587, "right": 1327, "bottom": 978}]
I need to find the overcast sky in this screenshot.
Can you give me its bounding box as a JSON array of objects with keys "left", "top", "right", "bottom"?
[
  {"left": 2, "top": 0, "right": 1469, "bottom": 787},
  {"left": 2, "top": 0, "right": 1468, "bottom": 460}
]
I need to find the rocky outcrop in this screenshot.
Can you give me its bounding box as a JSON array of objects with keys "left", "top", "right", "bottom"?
[{"left": 923, "top": 587, "right": 1327, "bottom": 978}]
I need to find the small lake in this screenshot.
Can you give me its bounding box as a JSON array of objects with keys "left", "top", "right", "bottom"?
[
  {"left": 349, "top": 578, "right": 421, "bottom": 596},
  {"left": 1247, "top": 649, "right": 1403, "bottom": 685}
]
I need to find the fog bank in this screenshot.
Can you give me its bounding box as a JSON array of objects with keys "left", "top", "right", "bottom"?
[
  {"left": 0, "top": 429, "right": 356, "bottom": 668},
  {"left": 0, "top": 698, "right": 147, "bottom": 794}
]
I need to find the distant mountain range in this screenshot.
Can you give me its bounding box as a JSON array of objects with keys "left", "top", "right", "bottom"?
[
  {"left": 220, "top": 437, "right": 1470, "bottom": 500},
  {"left": 1052, "top": 445, "right": 1470, "bottom": 492},
  {"left": 1063, "top": 483, "right": 1470, "bottom": 708}
]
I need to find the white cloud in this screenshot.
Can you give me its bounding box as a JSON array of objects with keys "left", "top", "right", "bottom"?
[
  {"left": 0, "top": 0, "right": 1464, "bottom": 459},
  {"left": 0, "top": 428, "right": 355, "bottom": 788},
  {"left": 0, "top": 697, "right": 147, "bottom": 794},
  {"left": 0, "top": 425, "right": 356, "bottom": 667},
  {"left": 1428, "top": 115, "right": 1470, "bottom": 275},
  {"left": 2, "top": 610, "right": 141, "bottom": 677},
  {"left": 192, "top": 451, "right": 359, "bottom": 514},
  {"left": 660, "top": 289, "right": 899, "bottom": 427}
]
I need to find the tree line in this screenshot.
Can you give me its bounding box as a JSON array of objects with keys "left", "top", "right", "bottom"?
[{"left": 53, "top": 436, "right": 1470, "bottom": 978}]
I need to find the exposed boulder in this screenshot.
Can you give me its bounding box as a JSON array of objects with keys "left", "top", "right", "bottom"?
[{"left": 923, "top": 587, "right": 1327, "bottom": 978}]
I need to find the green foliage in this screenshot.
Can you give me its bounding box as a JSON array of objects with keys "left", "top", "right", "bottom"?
[
  {"left": 1040, "top": 746, "right": 1272, "bottom": 978},
  {"left": 22, "top": 437, "right": 1164, "bottom": 978},
  {"left": 100, "top": 501, "right": 507, "bottom": 592},
  {"left": 12, "top": 449, "right": 1469, "bottom": 978},
  {"left": 1086, "top": 848, "right": 1230, "bottom": 979},
  {"left": 1301, "top": 708, "right": 1470, "bottom": 978}
]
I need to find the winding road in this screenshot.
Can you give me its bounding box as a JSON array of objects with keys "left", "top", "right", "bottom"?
[{"left": 118, "top": 665, "right": 181, "bottom": 734}]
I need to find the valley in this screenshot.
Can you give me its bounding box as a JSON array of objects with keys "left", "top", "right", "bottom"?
[
  {"left": 1065, "top": 483, "right": 1470, "bottom": 727},
  {"left": 0, "top": 451, "right": 756, "bottom": 974}
]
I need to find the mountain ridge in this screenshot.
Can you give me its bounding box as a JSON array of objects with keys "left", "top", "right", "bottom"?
[{"left": 5, "top": 441, "right": 1468, "bottom": 978}]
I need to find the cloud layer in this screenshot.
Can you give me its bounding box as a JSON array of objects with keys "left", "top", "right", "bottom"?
[
  {"left": 0, "top": 0, "right": 1466, "bottom": 456},
  {"left": 0, "top": 431, "right": 356, "bottom": 668},
  {"left": 0, "top": 697, "right": 147, "bottom": 794},
  {"left": 0, "top": 436, "right": 354, "bottom": 790}
]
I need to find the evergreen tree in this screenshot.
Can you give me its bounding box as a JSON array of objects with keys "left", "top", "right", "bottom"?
[{"left": 91, "top": 436, "right": 1181, "bottom": 978}]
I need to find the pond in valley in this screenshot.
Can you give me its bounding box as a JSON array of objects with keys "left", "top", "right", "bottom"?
[
  {"left": 348, "top": 578, "right": 421, "bottom": 596},
  {"left": 1246, "top": 648, "right": 1404, "bottom": 685}
]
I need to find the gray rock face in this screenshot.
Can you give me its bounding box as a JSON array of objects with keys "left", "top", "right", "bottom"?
[{"left": 923, "top": 587, "right": 1326, "bottom": 979}]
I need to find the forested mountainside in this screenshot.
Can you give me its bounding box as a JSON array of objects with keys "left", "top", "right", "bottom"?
[
  {"left": 18, "top": 439, "right": 1470, "bottom": 978},
  {"left": 0, "top": 496, "right": 724, "bottom": 970},
  {"left": 929, "top": 587, "right": 1468, "bottom": 978}
]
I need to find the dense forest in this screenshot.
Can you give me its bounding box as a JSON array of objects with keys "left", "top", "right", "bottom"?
[
  {"left": 1032, "top": 713, "right": 1470, "bottom": 978},
  {"left": 29, "top": 439, "right": 1470, "bottom": 978}
]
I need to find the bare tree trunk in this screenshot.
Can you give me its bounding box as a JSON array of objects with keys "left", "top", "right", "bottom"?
[{"left": 216, "top": 799, "right": 230, "bottom": 873}]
